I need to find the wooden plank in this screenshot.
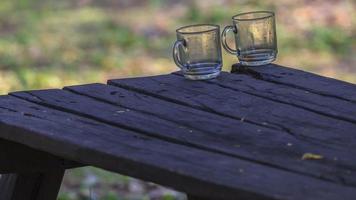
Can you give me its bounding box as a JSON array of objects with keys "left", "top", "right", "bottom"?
[
  {"left": 177, "top": 71, "right": 356, "bottom": 124},
  {"left": 0, "top": 139, "right": 82, "bottom": 173},
  {"left": 0, "top": 96, "right": 355, "bottom": 200},
  {"left": 231, "top": 63, "right": 356, "bottom": 103},
  {"left": 108, "top": 74, "right": 356, "bottom": 149},
  {"left": 10, "top": 86, "right": 356, "bottom": 188},
  {"left": 0, "top": 170, "right": 64, "bottom": 200}
]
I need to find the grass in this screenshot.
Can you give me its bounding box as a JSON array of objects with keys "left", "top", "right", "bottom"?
[{"left": 0, "top": 0, "right": 355, "bottom": 199}]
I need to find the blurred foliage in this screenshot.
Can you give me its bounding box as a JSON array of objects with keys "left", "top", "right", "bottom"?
[
  {"left": 0, "top": 0, "right": 355, "bottom": 94},
  {"left": 308, "top": 26, "right": 352, "bottom": 54},
  {"left": 59, "top": 167, "right": 184, "bottom": 200},
  {"left": 0, "top": 0, "right": 355, "bottom": 199}
]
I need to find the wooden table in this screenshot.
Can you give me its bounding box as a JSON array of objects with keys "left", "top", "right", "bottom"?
[{"left": 0, "top": 63, "right": 356, "bottom": 200}]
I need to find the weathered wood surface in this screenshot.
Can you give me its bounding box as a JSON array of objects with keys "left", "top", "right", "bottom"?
[
  {"left": 231, "top": 63, "right": 356, "bottom": 102},
  {"left": 109, "top": 74, "right": 356, "bottom": 149},
  {"left": 1, "top": 95, "right": 356, "bottom": 200},
  {"left": 228, "top": 64, "right": 356, "bottom": 124},
  {"left": 10, "top": 85, "right": 356, "bottom": 187},
  {"left": 1, "top": 64, "right": 356, "bottom": 200},
  {"left": 65, "top": 84, "right": 355, "bottom": 186},
  {"left": 211, "top": 72, "right": 356, "bottom": 124}
]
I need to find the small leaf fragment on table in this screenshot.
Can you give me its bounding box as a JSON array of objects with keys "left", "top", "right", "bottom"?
[{"left": 302, "top": 153, "right": 323, "bottom": 160}]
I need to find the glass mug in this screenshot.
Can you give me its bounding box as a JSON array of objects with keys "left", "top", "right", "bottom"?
[
  {"left": 222, "top": 11, "right": 277, "bottom": 66},
  {"left": 173, "top": 24, "right": 222, "bottom": 80}
]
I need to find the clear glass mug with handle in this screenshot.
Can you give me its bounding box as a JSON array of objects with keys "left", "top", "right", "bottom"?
[
  {"left": 173, "top": 24, "right": 222, "bottom": 80},
  {"left": 222, "top": 11, "right": 277, "bottom": 66}
]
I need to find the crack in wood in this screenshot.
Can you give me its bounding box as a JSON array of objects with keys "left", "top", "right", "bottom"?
[
  {"left": 26, "top": 91, "right": 47, "bottom": 102},
  {"left": 0, "top": 106, "right": 18, "bottom": 113}
]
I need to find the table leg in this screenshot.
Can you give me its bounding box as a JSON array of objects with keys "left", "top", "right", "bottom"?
[{"left": 0, "top": 169, "right": 64, "bottom": 200}]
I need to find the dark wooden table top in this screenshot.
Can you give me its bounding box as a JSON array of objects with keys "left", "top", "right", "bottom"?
[{"left": 1, "top": 63, "right": 356, "bottom": 200}]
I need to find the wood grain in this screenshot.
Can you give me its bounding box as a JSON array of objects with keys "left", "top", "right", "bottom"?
[
  {"left": 0, "top": 95, "right": 355, "bottom": 200},
  {"left": 109, "top": 74, "right": 356, "bottom": 150},
  {"left": 194, "top": 71, "right": 356, "bottom": 124},
  {"left": 231, "top": 63, "right": 356, "bottom": 103},
  {"left": 63, "top": 83, "right": 356, "bottom": 187}
]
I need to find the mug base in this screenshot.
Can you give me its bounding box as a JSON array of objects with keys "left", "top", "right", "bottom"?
[
  {"left": 184, "top": 70, "right": 221, "bottom": 80},
  {"left": 239, "top": 57, "right": 276, "bottom": 66},
  {"left": 238, "top": 49, "right": 277, "bottom": 66}
]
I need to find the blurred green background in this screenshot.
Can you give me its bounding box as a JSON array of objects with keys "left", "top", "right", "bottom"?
[{"left": 0, "top": 0, "right": 355, "bottom": 199}]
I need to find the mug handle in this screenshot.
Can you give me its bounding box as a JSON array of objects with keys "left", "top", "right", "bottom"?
[
  {"left": 173, "top": 39, "right": 186, "bottom": 69},
  {"left": 221, "top": 25, "right": 238, "bottom": 55}
]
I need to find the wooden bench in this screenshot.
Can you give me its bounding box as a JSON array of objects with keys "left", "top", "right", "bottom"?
[{"left": 0, "top": 63, "right": 356, "bottom": 200}]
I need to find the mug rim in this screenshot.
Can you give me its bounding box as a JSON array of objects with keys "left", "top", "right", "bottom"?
[
  {"left": 232, "top": 11, "right": 274, "bottom": 21},
  {"left": 176, "top": 24, "right": 220, "bottom": 34}
]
